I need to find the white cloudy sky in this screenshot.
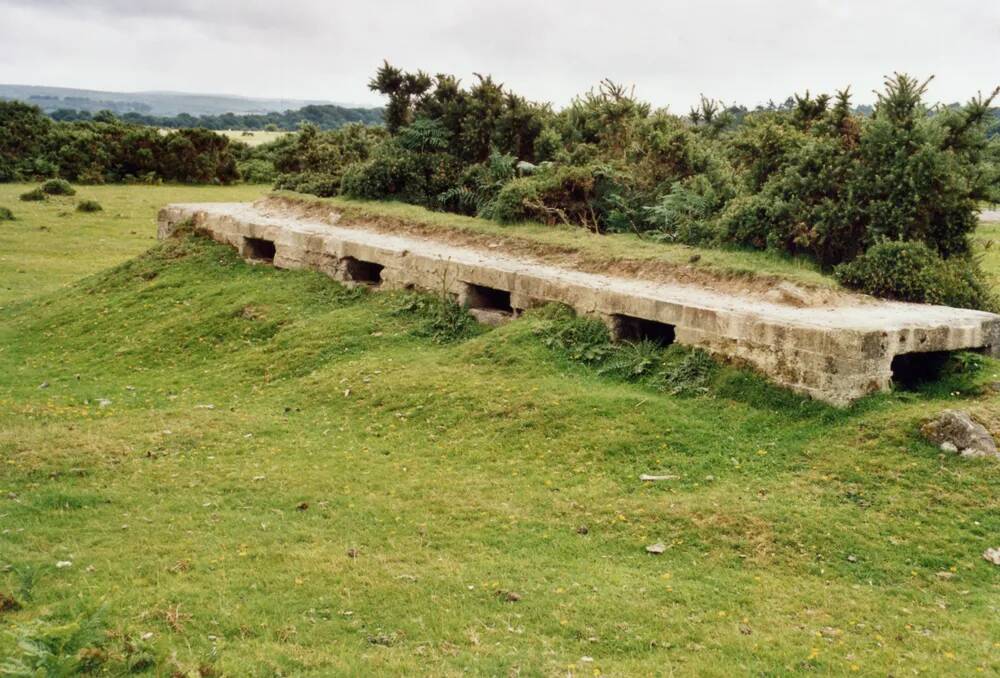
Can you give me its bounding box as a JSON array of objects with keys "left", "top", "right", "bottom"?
[{"left": 0, "top": 0, "right": 997, "bottom": 109}]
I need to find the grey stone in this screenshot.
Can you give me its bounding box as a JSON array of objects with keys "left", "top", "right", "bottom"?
[
  {"left": 158, "top": 200, "right": 1000, "bottom": 406},
  {"left": 922, "top": 410, "right": 999, "bottom": 459}
]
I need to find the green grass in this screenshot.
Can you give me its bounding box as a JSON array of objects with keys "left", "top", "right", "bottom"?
[
  {"left": 0, "top": 183, "right": 269, "bottom": 304},
  {"left": 1, "top": 185, "right": 1000, "bottom": 675},
  {"left": 218, "top": 129, "right": 288, "bottom": 147}
]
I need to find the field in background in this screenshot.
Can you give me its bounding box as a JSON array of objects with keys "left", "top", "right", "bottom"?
[
  {"left": 0, "top": 184, "right": 269, "bottom": 304},
  {"left": 218, "top": 129, "right": 288, "bottom": 146},
  {"left": 1, "top": 185, "right": 999, "bottom": 675},
  {"left": 153, "top": 129, "right": 288, "bottom": 146}
]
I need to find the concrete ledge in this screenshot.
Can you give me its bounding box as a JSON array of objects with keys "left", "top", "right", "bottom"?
[{"left": 158, "top": 202, "right": 1000, "bottom": 406}]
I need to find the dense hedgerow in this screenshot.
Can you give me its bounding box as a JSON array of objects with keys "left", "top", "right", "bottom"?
[
  {"left": 1, "top": 101, "right": 241, "bottom": 184},
  {"left": 277, "top": 64, "right": 999, "bottom": 308}
]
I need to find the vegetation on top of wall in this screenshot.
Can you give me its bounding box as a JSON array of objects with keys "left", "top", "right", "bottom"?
[{"left": 278, "top": 65, "right": 1000, "bottom": 309}]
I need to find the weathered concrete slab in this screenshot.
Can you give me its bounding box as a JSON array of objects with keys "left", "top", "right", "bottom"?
[{"left": 158, "top": 201, "right": 1000, "bottom": 406}]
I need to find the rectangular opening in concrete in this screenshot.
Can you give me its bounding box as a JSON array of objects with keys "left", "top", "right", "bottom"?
[
  {"left": 244, "top": 237, "right": 276, "bottom": 263},
  {"left": 341, "top": 257, "right": 384, "bottom": 285},
  {"left": 890, "top": 351, "right": 951, "bottom": 389},
  {"left": 613, "top": 315, "right": 676, "bottom": 346},
  {"left": 464, "top": 283, "right": 513, "bottom": 313}
]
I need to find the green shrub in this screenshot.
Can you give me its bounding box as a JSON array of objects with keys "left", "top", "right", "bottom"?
[
  {"left": 661, "top": 349, "right": 717, "bottom": 396},
  {"left": 77, "top": 199, "right": 103, "bottom": 213},
  {"left": 237, "top": 157, "right": 277, "bottom": 184},
  {"left": 834, "top": 240, "right": 997, "bottom": 311},
  {"left": 392, "top": 292, "right": 479, "bottom": 343},
  {"left": 598, "top": 340, "right": 663, "bottom": 378},
  {"left": 0, "top": 206, "right": 14, "bottom": 220},
  {"left": 0, "top": 607, "right": 109, "bottom": 676},
  {"left": 340, "top": 142, "right": 426, "bottom": 201},
  {"left": 532, "top": 305, "right": 614, "bottom": 365},
  {"left": 645, "top": 175, "right": 729, "bottom": 244},
  {"left": 275, "top": 171, "right": 343, "bottom": 197},
  {"left": 19, "top": 187, "right": 46, "bottom": 201},
  {"left": 273, "top": 123, "right": 384, "bottom": 197},
  {"left": 341, "top": 140, "right": 463, "bottom": 206},
  {"left": 438, "top": 152, "right": 518, "bottom": 216},
  {"left": 487, "top": 165, "right": 602, "bottom": 228},
  {"left": 41, "top": 178, "right": 76, "bottom": 195}
]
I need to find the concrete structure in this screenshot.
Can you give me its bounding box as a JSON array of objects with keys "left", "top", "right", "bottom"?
[{"left": 158, "top": 201, "right": 1000, "bottom": 406}]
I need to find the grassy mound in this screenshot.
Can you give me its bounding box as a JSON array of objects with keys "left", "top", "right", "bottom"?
[{"left": 1, "top": 184, "right": 999, "bottom": 674}]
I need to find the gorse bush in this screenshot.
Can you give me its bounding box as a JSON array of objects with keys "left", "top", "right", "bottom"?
[
  {"left": 77, "top": 199, "right": 103, "bottom": 213},
  {"left": 0, "top": 206, "right": 14, "bottom": 220},
  {"left": 273, "top": 123, "right": 386, "bottom": 197},
  {"left": 41, "top": 178, "right": 75, "bottom": 195},
  {"left": 280, "top": 63, "right": 999, "bottom": 309},
  {"left": 834, "top": 240, "right": 997, "bottom": 311},
  {"left": 19, "top": 187, "right": 46, "bottom": 201}
]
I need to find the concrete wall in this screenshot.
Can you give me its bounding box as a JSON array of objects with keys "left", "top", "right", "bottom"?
[{"left": 159, "top": 203, "right": 1000, "bottom": 406}]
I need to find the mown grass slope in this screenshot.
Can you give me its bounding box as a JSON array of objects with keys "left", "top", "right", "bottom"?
[{"left": 1, "top": 186, "right": 999, "bottom": 676}]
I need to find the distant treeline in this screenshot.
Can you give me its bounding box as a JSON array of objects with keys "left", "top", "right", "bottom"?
[{"left": 46, "top": 104, "right": 384, "bottom": 131}]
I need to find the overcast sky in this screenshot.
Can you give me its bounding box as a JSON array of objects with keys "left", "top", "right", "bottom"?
[{"left": 1, "top": 0, "right": 998, "bottom": 110}]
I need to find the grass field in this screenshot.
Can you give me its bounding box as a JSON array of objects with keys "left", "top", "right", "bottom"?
[
  {"left": 218, "top": 130, "right": 288, "bottom": 147},
  {"left": 0, "top": 184, "right": 269, "bottom": 304},
  {"left": 158, "top": 129, "right": 288, "bottom": 147},
  {"left": 1, "top": 185, "right": 999, "bottom": 675}
]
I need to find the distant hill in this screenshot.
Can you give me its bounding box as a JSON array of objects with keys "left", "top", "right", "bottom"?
[{"left": 0, "top": 83, "right": 373, "bottom": 117}]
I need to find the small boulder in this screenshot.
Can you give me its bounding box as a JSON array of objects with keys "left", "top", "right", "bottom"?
[{"left": 921, "top": 410, "right": 998, "bottom": 459}]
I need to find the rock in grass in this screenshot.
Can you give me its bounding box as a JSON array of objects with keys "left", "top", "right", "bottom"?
[
  {"left": 984, "top": 548, "right": 1000, "bottom": 565},
  {"left": 921, "top": 410, "right": 998, "bottom": 459},
  {"left": 645, "top": 543, "right": 666, "bottom": 555},
  {"left": 640, "top": 474, "right": 679, "bottom": 481}
]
